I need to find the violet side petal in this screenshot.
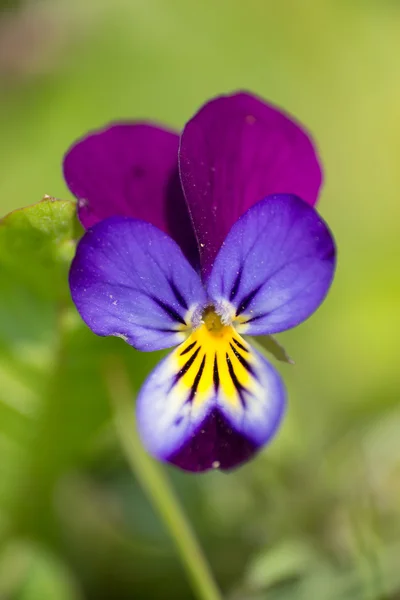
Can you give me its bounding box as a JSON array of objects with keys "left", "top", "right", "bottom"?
[
  {"left": 179, "top": 91, "right": 322, "bottom": 277},
  {"left": 69, "top": 216, "right": 206, "bottom": 352},
  {"left": 207, "top": 194, "right": 336, "bottom": 335},
  {"left": 63, "top": 122, "right": 199, "bottom": 266}
]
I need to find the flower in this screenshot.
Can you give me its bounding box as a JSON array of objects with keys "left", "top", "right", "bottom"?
[{"left": 65, "top": 92, "right": 336, "bottom": 472}]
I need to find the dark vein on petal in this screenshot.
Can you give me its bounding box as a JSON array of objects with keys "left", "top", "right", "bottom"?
[
  {"left": 188, "top": 354, "right": 206, "bottom": 402},
  {"left": 226, "top": 353, "right": 247, "bottom": 407},
  {"left": 172, "top": 347, "right": 200, "bottom": 388},
  {"left": 169, "top": 279, "right": 188, "bottom": 310},
  {"left": 151, "top": 296, "right": 186, "bottom": 325},
  {"left": 155, "top": 327, "right": 185, "bottom": 333},
  {"left": 232, "top": 338, "right": 249, "bottom": 353},
  {"left": 236, "top": 284, "right": 262, "bottom": 316},
  {"left": 240, "top": 252, "right": 335, "bottom": 327},
  {"left": 213, "top": 353, "right": 220, "bottom": 392},
  {"left": 240, "top": 313, "right": 268, "bottom": 325},
  {"left": 230, "top": 268, "right": 242, "bottom": 301},
  {"left": 180, "top": 341, "right": 197, "bottom": 356},
  {"left": 229, "top": 343, "right": 257, "bottom": 377}
]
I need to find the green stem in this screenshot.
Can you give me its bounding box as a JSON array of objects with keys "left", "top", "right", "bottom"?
[{"left": 106, "top": 361, "right": 223, "bottom": 600}]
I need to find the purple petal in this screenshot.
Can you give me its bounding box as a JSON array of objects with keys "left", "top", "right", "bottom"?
[
  {"left": 69, "top": 217, "right": 206, "bottom": 351},
  {"left": 169, "top": 409, "right": 258, "bottom": 472},
  {"left": 136, "top": 348, "right": 215, "bottom": 465},
  {"left": 179, "top": 92, "right": 323, "bottom": 277},
  {"left": 207, "top": 194, "right": 336, "bottom": 336},
  {"left": 136, "top": 330, "right": 285, "bottom": 472},
  {"left": 63, "top": 123, "right": 199, "bottom": 267}
]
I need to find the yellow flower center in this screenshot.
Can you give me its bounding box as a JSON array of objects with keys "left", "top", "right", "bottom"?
[{"left": 172, "top": 307, "right": 254, "bottom": 408}]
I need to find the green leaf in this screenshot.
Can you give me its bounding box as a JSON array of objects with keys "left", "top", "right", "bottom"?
[
  {"left": 0, "top": 199, "right": 76, "bottom": 531},
  {"left": 0, "top": 198, "right": 158, "bottom": 543}
]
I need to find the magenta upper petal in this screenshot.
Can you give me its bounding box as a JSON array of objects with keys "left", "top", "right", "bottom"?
[
  {"left": 179, "top": 92, "right": 323, "bottom": 278},
  {"left": 63, "top": 123, "right": 199, "bottom": 267}
]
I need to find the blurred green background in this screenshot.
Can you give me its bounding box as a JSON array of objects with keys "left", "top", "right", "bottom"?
[{"left": 1, "top": 0, "right": 400, "bottom": 598}]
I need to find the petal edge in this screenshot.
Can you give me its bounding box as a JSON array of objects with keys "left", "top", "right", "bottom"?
[
  {"left": 207, "top": 194, "right": 336, "bottom": 336},
  {"left": 136, "top": 327, "right": 285, "bottom": 472},
  {"left": 64, "top": 122, "right": 199, "bottom": 267},
  {"left": 179, "top": 91, "right": 323, "bottom": 277},
  {"left": 69, "top": 217, "right": 206, "bottom": 351}
]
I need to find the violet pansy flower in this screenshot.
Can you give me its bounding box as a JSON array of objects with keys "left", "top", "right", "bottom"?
[{"left": 65, "top": 92, "right": 336, "bottom": 472}]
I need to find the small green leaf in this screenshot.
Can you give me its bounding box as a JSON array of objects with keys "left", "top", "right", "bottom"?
[
  {"left": 252, "top": 336, "right": 294, "bottom": 364},
  {"left": 0, "top": 197, "right": 77, "bottom": 303}
]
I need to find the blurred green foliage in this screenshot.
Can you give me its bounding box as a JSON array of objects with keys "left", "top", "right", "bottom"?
[{"left": 1, "top": 0, "right": 400, "bottom": 598}]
